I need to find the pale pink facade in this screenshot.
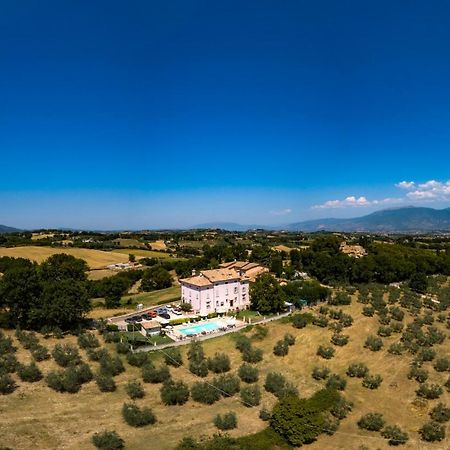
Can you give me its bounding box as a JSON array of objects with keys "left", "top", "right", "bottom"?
[{"left": 180, "top": 269, "right": 251, "bottom": 316}]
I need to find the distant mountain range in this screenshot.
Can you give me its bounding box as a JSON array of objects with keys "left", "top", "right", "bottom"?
[
  {"left": 0, "top": 224, "right": 21, "bottom": 233},
  {"left": 194, "top": 207, "right": 450, "bottom": 233}
]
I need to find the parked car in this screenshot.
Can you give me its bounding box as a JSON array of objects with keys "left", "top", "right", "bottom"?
[
  {"left": 159, "top": 312, "right": 170, "bottom": 320},
  {"left": 141, "top": 313, "right": 151, "bottom": 320},
  {"left": 156, "top": 307, "right": 167, "bottom": 315},
  {"left": 134, "top": 316, "right": 143, "bottom": 322},
  {"left": 149, "top": 310, "right": 157, "bottom": 318},
  {"left": 172, "top": 308, "right": 182, "bottom": 315}
]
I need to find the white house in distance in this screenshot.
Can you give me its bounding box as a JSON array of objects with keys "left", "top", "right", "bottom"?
[{"left": 180, "top": 261, "right": 267, "bottom": 316}]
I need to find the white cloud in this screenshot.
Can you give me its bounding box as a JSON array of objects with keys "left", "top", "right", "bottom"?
[
  {"left": 270, "top": 208, "right": 292, "bottom": 216},
  {"left": 396, "top": 181, "right": 415, "bottom": 189},
  {"left": 312, "top": 178, "right": 450, "bottom": 210}
]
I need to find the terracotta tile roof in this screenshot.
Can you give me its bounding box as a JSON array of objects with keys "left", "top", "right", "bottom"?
[{"left": 142, "top": 320, "right": 161, "bottom": 329}]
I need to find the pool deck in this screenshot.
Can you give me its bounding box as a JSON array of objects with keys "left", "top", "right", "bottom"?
[{"left": 167, "top": 317, "right": 241, "bottom": 342}]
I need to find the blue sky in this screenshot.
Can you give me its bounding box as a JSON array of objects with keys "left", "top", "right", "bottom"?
[{"left": 1, "top": 1, "right": 450, "bottom": 229}]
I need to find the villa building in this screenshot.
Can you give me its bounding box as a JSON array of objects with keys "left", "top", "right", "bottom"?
[{"left": 179, "top": 262, "right": 267, "bottom": 316}]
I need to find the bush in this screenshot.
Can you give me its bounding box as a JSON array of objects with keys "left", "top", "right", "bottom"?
[
  {"left": 52, "top": 344, "right": 81, "bottom": 367},
  {"left": 357, "top": 413, "right": 385, "bottom": 431},
  {"left": 429, "top": 403, "right": 450, "bottom": 423},
  {"left": 238, "top": 363, "right": 259, "bottom": 383},
  {"left": 213, "top": 374, "right": 240, "bottom": 397},
  {"left": 273, "top": 340, "right": 289, "bottom": 357},
  {"left": 377, "top": 326, "right": 392, "bottom": 337},
  {"left": 142, "top": 363, "right": 170, "bottom": 383},
  {"left": 240, "top": 384, "right": 261, "bottom": 407},
  {"left": 160, "top": 379, "right": 189, "bottom": 405},
  {"left": 388, "top": 343, "right": 404, "bottom": 355},
  {"left": 408, "top": 365, "right": 428, "bottom": 383},
  {"left": 346, "top": 362, "right": 368, "bottom": 378},
  {"left": 292, "top": 313, "right": 312, "bottom": 328},
  {"left": 362, "top": 374, "right": 383, "bottom": 390},
  {"left": 283, "top": 333, "right": 295, "bottom": 346},
  {"left": 381, "top": 425, "right": 409, "bottom": 446},
  {"left": 364, "top": 335, "right": 383, "bottom": 352},
  {"left": 207, "top": 353, "right": 231, "bottom": 373},
  {"left": 17, "top": 362, "right": 43, "bottom": 382},
  {"left": 76, "top": 362, "right": 94, "bottom": 383},
  {"left": 191, "top": 381, "right": 221, "bottom": 404},
  {"left": 99, "top": 354, "right": 125, "bottom": 376},
  {"left": 213, "top": 412, "right": 237, "bottom": 430},
  {"left": 312, "top": 315, "right": 329, "bottom": 328},
  {"left": 126, "top": 380, "right": 145, "bottom": 399},
  {"left": 115, "top": 342, "right": 130, "bottom": 354},
  {"left": 362, "top": 306, "right": 375, "bottom": 317},
  {"left": 16, "top": 329, "right": 39, "bottom": 349},
  {"left": 92, "top": 430, "right": 124, "bottom": 450},
  {"left": 419, "top": 421, "right": 445, "bottom": 442},
  {"left": 0, "top": 353, "right": 18, "bottom": 374},
  {"left": 95, "top": 372, "right": 116, "bottom": 392},
  {"left": 433, "top": 357, "right": 450, "bottom": 372},
  {"left": 416, "top": 383, "right": 443, "bottom": 399},
  {"left": 317, "top": 345, "right": 335, "bottom": 359},
  {"left": 264, "top": 372, "right": 297, "bottom": 398},
  {"left": 330, "top": 397, "right": 353, "bottom": 420},
  {"left": 164, "top": 348, "right": 183, "bottom": 367},
  {"left": 78, "top": 332, "right": 100, "bottom": 349},
  {"left": 122, "top": 402, "right": 156, "bottom": 427},
  {"left": 189, "top": 359, "right": 209, "bottom": 377},
  {"left": 126, "top": 352, "right": 149, "bottom": 367},
  {"left": 331, "top": 334, "right": 349, "bottom": 346},
  {"left": 31, "top": 344, "right": 50, "bottom": 362},
  {"left": 259, "top": 407, "right": 271, "bottom": 421},
  {"left": 242, "top": 347, "right": 263, "bottom": 363},
  {"left": 312, "top": 366, "right": 330, "bottom": 380},
  {"left": 87, "top": 348, "right": 109, "bottom": 362},
  {"left": 0, "top": 374, "right": 16, "bottom": 394},
  {"left": 235, "top": 334, "right": 252, "bottom": 352},
  {"left": 253, "top": 325, "right": 269, "bottom": 340},
  {"left": 46, "top": 368, "right": 80, "bottom": 393},
  {"left": 326, "top": 374, "right": 346, "bottom": 391},
  {"left": 417, "top": 348, "right": 436, "bottom": 362}
]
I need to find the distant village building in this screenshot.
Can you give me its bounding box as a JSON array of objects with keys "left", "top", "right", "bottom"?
[
  {"left": 179, "top": 262, "right": 267, "bottom": 316},
  {"left": 340, "top": 242, "right": 367, "bottom": 258}
]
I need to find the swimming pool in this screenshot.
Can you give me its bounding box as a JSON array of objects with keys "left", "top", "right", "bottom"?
[{"left": 178, "top": 320, "right": 225, "bottom": 336}]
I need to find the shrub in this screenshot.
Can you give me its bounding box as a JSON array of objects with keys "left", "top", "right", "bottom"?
[
  {"left": 126, "top": 352, "right": 148, "bottom": 367},
  {"left": 142, "top": 364, "right": 170, "bottom": 383},
  {"left": 388, "top": 343, "right": 404, "bottom": 355},
  {"left": 331, "top": 334, "right": 349, "bottom": 346},
  {"left": 264, "top": 372, "right": 297, "bottom": 398},
  {"left": 408, "top": 365, "right": 428, "bottom": 383},
  {"left": 240, "top": 384, "right": 261, "bottom": 407},
  {"left": 357, "top": 413, "right": 385, "bottom": 431},
  {"left": 362, "top": 374, "right": 383, "bottom": 390},
  {"left": 213, "top": 374, "right": 240, "bottom": 397},
  {"left": 99, "top": 354, "right": 125, "bottom": 376},
  {"left": 17, "top": 362, "right": 43, "bottom": 382},
  {"left": 317, "top": 345, "right": 335, "bottom": 359},
  {"left": 76, "top": 362, "right": 94, "bottom": 383},
  {"left": 312, "top": 366, "right": 330, "bottom": 380},
  {"left": 273, "top": 340, "right": 289, "bottom": 357},
  {"left": 0, "top": 353, "right": 18, "bottom": 374},
  {"left": 160, "top": 379, "right": 189, "bottom": 405},
  {"left": 416, "top": 383, "right": 443, "bottom": 400},
  {"left": 292, "top": 313, "right": 311, "bottom": 328},
  {"left": 92, "top": 430, "right": 124, "bottom": 450},
  {"left": 417, "top": 348, "right": 436, "bottom": 362},
  {"left": 46, "top": 368, "right": 80, "bottom": 393},
  {"left": 78, "top": 332, "right": 100, "bottom": 349},
  {"left": 419, "top": 421, "right": 445, "bottom": 442},
  {"left": 339, "top": 314, "right": 353, "bottom": 328},
  {"left": 377, "top": 326, "right": 392, "bottom": 337},
  {"left": 122, "top": 402, "right": 156, "bottom": 427},
  {"left": 326, "top": 374, "right": 346, "bottom": 391},
  {"left": 253, "top": 325, "right": 269, "bottom": 340},
  {"left": 189, "top": 359, "right": 209, "bottom": 377},
  {"left": 259, "top": 407, "right": 271, "bottom": 421},
  {"left": 87, "top": 348, "right": 109, "bottom": 362},
  {"left": 31, "top": 344, "right": 50, "bottom": 362},
  {"left": 213, "top": 412, "right": 237, "bottom": 430},
  {"left": 207, "top": 353, "right": 231, "bottom": 373},
  {"left": 0, "top": 374, "right": 16, "bottom": 394},
  {"left": 242, "top": 347, "right": 263, "bottom": 363},
  {"left": 95, "top": 372, "right": 116, "bottom": 392},
  {"left": 283, "top": 333, "right": 295, "bottom": 346},
  {"left": 191, "top": 381, "right": 221, "bottom": 404},
  {"left": 381, "top": 425, "right": 409, "bottom": 446},
  {"left": 238, "top": 363, "right": 259, "bottom": 383},
  {"left": 16, "top": 329, "right": 39, "bottom": 349},
  {"left": 312, "top": 315, "right": 329, "bottom": 328},
  {"left": 433, "top": 357, "right": 450, "bottom": 372},
  {"left": 429, "top": 403, "right": 450, "bottom": 423},
  {"left": 330, "top": 397, "right": 353, "bottom": 419},
  {"left": 364, "top": 335, "right": 383, "bottom": 352},
  {"left": 126, "top": 380, "right": 145, "bottom": 399},
  {"left": 52, "top": 344, "right": 81, "bottom": 367},
  {"left": 346, "top": 362, "right": 368, "bottom": 378},
  {"left": 164, "top": 348, "right": 183, "bottom": 367},
  {"left": 235, "top": 334, "right": 252, "bottom": 352},
  {"left": 115, "top": 342, "right": 130, "bottom": 355},
  {"left": 362, "top": 306, "right": 375, "bottom": 317}
]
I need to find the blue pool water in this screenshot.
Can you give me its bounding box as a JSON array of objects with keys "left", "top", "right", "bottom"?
[{"left": 178, "top": 320, "right": 224, "bottom": 336}]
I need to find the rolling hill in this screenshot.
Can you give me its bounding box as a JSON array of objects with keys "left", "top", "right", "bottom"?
[{"left": 0, "top": 224, "right": 20, "bottom": 233}]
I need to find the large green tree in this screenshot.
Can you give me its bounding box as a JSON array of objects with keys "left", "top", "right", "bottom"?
[
  {"left": 39, "top": 253, "right": 88, "bottom": 282},
  {"left": 141, "top": 266, "right": 172, "bottom": 291},
  {"left": 250, "top": 274, "right": 286, "bottom": 313}
]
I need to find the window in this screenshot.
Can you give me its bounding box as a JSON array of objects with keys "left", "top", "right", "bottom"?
[
  {"left": 220, "top": 302, "right": 224, "bottom": 307},
  {"left": 206, "top": 301, "right": 211, "bottom": 309},
  {"left": 225, "top": 288, "right": 228, "bottom": 295},
  {"left": 234, "top": 287, "right": 238, "bottom": 294},
  {"left": 230, "top": 300, "right": 234, "bottom": 307},
  {"left": 216, "top": 289, "right": 219, "bottom": 297}
]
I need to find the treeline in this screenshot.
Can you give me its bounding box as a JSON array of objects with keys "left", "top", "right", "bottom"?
[{"left": 298, "top": 236, "right": 450, "bottom": 285}]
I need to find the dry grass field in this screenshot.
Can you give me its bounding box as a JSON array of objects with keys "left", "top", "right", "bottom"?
[
  {"left": 0, "top": 246, "right": 129, "bottom": 269},
  {"left": 112, "top": 248, "right": 174, "bottom": 259},
  {"left": 1, "top": 299, "right": 449, "bottom": 450},
  {"left": 149, "top": 240, "right": 168, "bottom": 251}
]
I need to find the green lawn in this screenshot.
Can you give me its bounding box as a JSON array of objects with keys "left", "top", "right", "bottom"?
[{"left": 122, "top": 285, "right": 180, "bottom": 308}]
